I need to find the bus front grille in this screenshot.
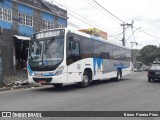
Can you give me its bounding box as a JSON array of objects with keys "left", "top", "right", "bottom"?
[{"left": 33, "top": 78, "right": 52, "bottom": 83}]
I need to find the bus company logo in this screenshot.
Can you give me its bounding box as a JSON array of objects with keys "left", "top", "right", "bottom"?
[{"left": 2, "top": 112, "right": 11, "bottom": 117}]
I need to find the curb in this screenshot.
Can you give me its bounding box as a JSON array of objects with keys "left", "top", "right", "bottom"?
[
  {"left": 12, "top": 84, "right": 41, "bottom": 89},
  {"left": 0, "top": 87, "right": 11, "bottom": 91},
  {"left": 0, "top": 84, "right": 41, "bottom": 91}
]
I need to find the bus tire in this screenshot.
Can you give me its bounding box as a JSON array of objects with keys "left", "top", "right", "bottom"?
[
  {"left": 116, "top": 70, "right": 122, "bottom": 80},
  {"left": 79, "top": 71, "right": 90, "bottom": 88},
  {"left": 53, "top": 84, "right": 63, "bottom": 88}
]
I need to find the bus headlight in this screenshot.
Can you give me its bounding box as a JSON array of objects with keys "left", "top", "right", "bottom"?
[
  {"left": 31, "top": 73, "right": 35, "bottom": 76},
  {"left": 28, "top": 70, "right": 34, "bottom": 76},
  {"left": 55, "top": 66, "right": 64, "bottom": 76}
]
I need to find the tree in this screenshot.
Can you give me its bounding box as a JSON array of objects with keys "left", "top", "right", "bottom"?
[{"left": 137, "top": 45, "right": 158, "bottom": 65}]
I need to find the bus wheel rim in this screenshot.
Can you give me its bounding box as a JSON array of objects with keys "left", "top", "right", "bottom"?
[{"left": 83, "top": 75, "right": 88, "bottom": 83}]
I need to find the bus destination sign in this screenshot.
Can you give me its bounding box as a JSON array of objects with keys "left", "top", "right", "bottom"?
[{"left": 34, "top": 30, "right": 64, "bottom": 39}]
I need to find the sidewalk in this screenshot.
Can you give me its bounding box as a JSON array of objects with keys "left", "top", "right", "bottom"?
[
  {"left": 0, "top": 87, "right": 11, "bottom": 91},
  {"left": 0, "top": 83, "right": 41, "bottom": 91}
]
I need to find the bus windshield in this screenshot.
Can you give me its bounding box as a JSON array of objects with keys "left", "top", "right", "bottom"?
[
  {"left": 28, "top": 37, "right": 64, "bottom": 67},
  {"left": 134, "top": 62, "right": 143, "bottom": 68}
]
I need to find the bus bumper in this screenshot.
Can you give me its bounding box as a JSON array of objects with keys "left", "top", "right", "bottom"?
[{"left": 28, "top": 73, "right": 68, "bottom": 84}]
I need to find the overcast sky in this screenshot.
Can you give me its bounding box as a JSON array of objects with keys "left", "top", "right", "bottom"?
[{"left": 48, "top": 0, "right": 160, "bottom": 49}]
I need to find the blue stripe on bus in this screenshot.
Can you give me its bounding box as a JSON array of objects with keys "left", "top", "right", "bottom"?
[
  {"left": 93, "top": 58, "right": 103, "bottom": 75},
  {"left": 27, "top": 64, "right": 33, "bottom": 75},
  {"left": 43, "top": 73, "right": 55, "bottom": 76},
  {"left": 116, "top": 66, "right": 128, "bottom": 70}
]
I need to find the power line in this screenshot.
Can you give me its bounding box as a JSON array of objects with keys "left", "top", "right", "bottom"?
[
  {"left": 52, "top": 0, "right": 114, "bottom": 32},
  {"left": 139, "top": 29, "right": 160, "bottom": 39},
  {"left": 92, "top": 0, "right": 126, "bottom": 23},
  {"left": 68, "top": 22, "right": 82, "bottom": 29},
  {"left": 84, "top": 0, "right": 121, "bottom": 25},
  {"left": 108, "top": 26, "right": 130, "bottom": 37}
]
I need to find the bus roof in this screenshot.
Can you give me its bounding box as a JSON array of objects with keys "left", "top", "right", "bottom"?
[
  {"left": 35, "top": 28, "right": 130, "bottom": 50},
  {"left": 65, "top": 28, "right": 130, "bottom": 50}
]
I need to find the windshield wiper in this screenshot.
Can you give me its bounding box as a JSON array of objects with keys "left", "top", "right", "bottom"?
[{"left": 44, "top": 37, "right": 55, "bottom": 54}]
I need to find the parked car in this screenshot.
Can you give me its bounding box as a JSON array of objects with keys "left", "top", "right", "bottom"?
[{"left": 147, "top": 62, "right": 160, "bottom": 82}]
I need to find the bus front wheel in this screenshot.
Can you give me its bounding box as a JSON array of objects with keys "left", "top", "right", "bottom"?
[{"left": 79, "top": 71, "right": 90, "bottom": 88}]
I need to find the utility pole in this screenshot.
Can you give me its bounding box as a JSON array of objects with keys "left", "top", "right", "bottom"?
[{"left": 120, "top": 21, "right": 133, "bottom": 46}]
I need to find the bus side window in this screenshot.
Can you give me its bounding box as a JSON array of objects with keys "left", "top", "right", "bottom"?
[
  {"left": 68, "top": 41, "right": 80, "bottom": 55},
  {"left": 67, "top": 40, "right": 81, "bottom": 65}
]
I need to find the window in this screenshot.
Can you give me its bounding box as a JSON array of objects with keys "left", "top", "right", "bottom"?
[
  {"left": 67, "top": 33, "right": 81, "bottom": 65},
  {"left": 105, "top": 43, "right": 112, "bottom": 59},
  {"left": 0, "top": 7, "right": 12, "bottom": 22},
  {"left": 57, "top": 23, "right": 66, "bottom": 28},
  {"left": 68, "top": 41, "right": 80, "bottom": 55},
  {"left": 112, "top": 45, "right": 120, "bottom": 60},
  {"left": 94, "top": 41, "right": 105, "bottom": 58},
  {"left": 26, "top": 14, "right": 33, "bottom": 26},
  {"left": 19, "top": 12, "right": 33, "bottom": 27},
  {"left": 42, "top": 19, "right": 54, "bottom": 30},
  {"left": 81, "top": 37, "right": 94, "bottom": 58}
]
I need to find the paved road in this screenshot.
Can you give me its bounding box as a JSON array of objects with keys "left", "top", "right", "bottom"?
[{"left": 1, "top": 71, "right": 160, "bottom": 120}]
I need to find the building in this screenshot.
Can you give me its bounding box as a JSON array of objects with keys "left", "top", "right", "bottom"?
[
  {"left": 79, "top": 28, "right": 108, "bottom": 40},
  {"left": 0, "top": 0, "right": 67, "bottom": 84}
]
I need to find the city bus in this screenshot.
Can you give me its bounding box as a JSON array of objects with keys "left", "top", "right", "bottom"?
[
  {"left": 27, "top": 28, "right": 132, "bottom": 88},
  {"left": 133, "top": 62, "right": 143, "bottom": 72}
]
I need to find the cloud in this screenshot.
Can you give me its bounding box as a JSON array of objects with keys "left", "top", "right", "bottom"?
[{"left": 48, "top": 0, "right": 160, "bottom": 48}]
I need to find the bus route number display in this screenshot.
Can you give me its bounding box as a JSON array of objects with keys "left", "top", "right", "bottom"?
[{"left": 35, "top": 30, "right": 64, "bottom": 39}]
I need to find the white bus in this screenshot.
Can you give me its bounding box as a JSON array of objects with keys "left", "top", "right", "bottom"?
[{"left": 28, "top": 28, "right": 132, "bottom": 88}]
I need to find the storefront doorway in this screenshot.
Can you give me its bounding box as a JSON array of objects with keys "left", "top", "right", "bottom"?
[{"left": 14, "top": 35, "right": 30, "bottom": 69}]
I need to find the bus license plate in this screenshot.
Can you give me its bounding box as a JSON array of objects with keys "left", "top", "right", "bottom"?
[{"left": 39, "top": 80, "right": 46, "bottom": 84}]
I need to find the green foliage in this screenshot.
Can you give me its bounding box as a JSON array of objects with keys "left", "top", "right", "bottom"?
[{"left": 137, "top": 45, "right": 159, "bottom": 65}]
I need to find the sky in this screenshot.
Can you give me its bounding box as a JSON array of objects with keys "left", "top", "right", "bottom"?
[{"left": 48, "top": 0, "right": 160, "bottom": 49}]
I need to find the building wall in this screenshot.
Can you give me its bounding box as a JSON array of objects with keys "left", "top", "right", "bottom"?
[
  {"left": 18, "top": 4, "right": 34, "bottom": 36},
  {"left": 33, "top": 9, "right": 42, "bottom": 33},
  {"left": 0, "top": 0, "right": 67, "bottom": 76},
  {"left": 0, "top": 29, "right": 16, "bottom": 74},
  {"left": 0, "top": 0, "right": 67, "bottom": 34},
  {"left": 0, "top": 0, "right": 13, "bottom": 29}
]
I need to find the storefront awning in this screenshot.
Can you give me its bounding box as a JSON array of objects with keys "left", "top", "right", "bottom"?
[{"left": 14, "top": 35, "right": 30, "bottom": 40}]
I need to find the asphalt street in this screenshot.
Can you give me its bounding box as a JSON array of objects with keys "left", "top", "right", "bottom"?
[{"left": 1, "top": 71, "right": 160, "bottom": 120}]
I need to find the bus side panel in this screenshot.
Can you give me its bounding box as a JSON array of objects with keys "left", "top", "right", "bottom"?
[
  {"left": 93, "top": 58, "right": 131, "bottom": 80},
  {"left": 121, "top": 62, "right": 132, "bottom": 76},
  {"left": 67, "top": 58, "right": 132, "bottom": 83},
  {"left": 67, "top": 58, "right": 93, "bottom": 83}
]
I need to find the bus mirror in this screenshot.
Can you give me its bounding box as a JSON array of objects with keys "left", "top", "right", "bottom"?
[{"left": 72, "top": 42, "right": 76, "bottom": 49}]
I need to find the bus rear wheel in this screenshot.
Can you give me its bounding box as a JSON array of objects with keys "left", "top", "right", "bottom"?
[
  {"left": 79, "top": 71, "right": 90, "bottom": 88},
  {"left": 116, "top": 70, "right": 122, "bottom": 80},
  {"left": 53, "top": 84, "right": 63, "bottom": 88}
]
